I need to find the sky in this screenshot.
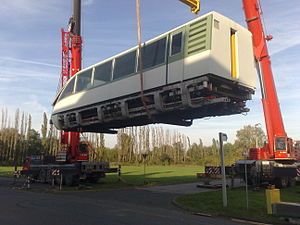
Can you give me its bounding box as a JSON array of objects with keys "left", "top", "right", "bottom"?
[{"left": 0, "top": 0, "right": 299, "bottom": 147}]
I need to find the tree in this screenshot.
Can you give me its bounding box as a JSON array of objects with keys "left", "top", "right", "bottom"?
[
  {"left": 41, "top": 112, "right": 48, "bottom": 153},
  {"left": 27, "top": 129, "right": 43, "bottom": 156},
  {"left": 234, "top": 125, "right": 266, "bottom": 150}
]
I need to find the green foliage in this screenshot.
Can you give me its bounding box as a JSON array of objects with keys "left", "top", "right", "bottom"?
[
  {"left": 0, "top": 108, "right": 267, "bottom": 168},
  {"left": 160, "top": 153, "right": 172, "bottom": 165},
  {"left": 0, "top": 166, "right": 22, "bottom": 177},
  {"left": 0, "top": 110, "right": 59, "bottom": 166},
  {"left": 41, "top": 112, "right": 48, "bottom": 140},
  {"left": 235, "top": 125, "right": 266, "bottom": 150},
  {"left": 27, "top": 129, "right": 43, "bottom": 155},
  {"left": 175, "top": 186, "right": 300, "bottom": 224}
]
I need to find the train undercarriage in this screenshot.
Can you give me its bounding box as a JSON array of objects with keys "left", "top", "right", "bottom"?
[{"left": 52, "top": 74, "right": 254, "bottom": 133}]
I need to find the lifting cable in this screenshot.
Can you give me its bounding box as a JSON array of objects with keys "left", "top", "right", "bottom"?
[{"left": 135, "top": 0, "right": 152, "bottom": 120}]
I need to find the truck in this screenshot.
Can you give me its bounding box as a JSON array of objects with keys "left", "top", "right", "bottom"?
[{"left": 21, "top": 141, "right": 118, "bottom": 186}]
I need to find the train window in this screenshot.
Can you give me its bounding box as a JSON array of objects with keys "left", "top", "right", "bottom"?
[
  {"left": 94, "top": 61, "right": 112, "bottom": 86},
  {"left": 141, "top": 37, "right": 166, "bottom": 70},
  {"left": 171, "top": 32, "right": 182, "bottom": 56},
  {"left": 75, "top": 69, "right": 92, "bottom": 92},
  {"left": 113, "top": 51, "right": 136, "bottom": 80},
  {"left": 59, "top": 78, "right": 75, "bottom": 100}
]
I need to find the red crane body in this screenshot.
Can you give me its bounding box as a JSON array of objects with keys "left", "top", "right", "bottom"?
[
  {"left": 242, "top": 0, "right": 292, "bottom": 160},
  {"left": 60, "top": 0, "right": 86, "bottom": 162}
]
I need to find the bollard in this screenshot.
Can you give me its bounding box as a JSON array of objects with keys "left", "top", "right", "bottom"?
[
  {"left": 26, "top": 176, "right": 31, "bottom": 189},
  {"left": 266, "top": 186, "right": 281, "bottom": 214}
]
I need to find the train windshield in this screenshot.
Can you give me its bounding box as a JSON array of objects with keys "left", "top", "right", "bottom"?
[
  {"left": 59, "top": 77, "right": 75, "bottom": 101},
  {"left": 75, "top": 69, "right": 92, "bottom": 92}
]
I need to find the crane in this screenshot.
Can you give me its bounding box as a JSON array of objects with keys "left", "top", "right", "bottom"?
[
  {"left": 176, "top": 0, "right": 298, "bottom": 186},
  {"left": 237, "top": 0, "right": 298, "bottom": 187},
  {"left": 21, "top": 0, "right": 118, "bottom": 186},
  {"left": 59, "top": 0, "right": 83, "bottom": 163},
  {"left": 243, "top": 0, "right": 290, "bottom": 160}
]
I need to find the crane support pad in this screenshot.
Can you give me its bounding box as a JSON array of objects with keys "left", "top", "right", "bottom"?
[{"left": 273, "top": 202, "right": 300, "bottom": 217}]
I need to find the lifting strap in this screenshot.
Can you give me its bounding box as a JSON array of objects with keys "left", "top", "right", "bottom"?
[{"left": 135, "top": 0, "right": 152, "bottom": 120}]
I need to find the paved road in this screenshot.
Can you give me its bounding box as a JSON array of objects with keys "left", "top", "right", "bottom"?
[
  {"left": 0, "top": 178, "right": 243, "bottom": 225},
  {"left": 139, "top": 178, "right": 243, "bottom": 194}
]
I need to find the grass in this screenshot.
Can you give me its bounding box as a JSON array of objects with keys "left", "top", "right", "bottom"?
[
  {"left": 175, "top": 186, "right": 300, "bottom": 224},
  {"left": 67, "top": 165, "right": 204, "bottom": 190},
  {"left": 0, "top": 165, "right": 204, "bottom": 190},
  {"left": 0, "top": 166, "right": 22, "bottom": 177}
]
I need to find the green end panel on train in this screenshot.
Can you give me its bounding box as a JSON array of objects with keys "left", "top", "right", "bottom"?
[{"left": 184, "top": 14, "right": 212, "bottom": 57}]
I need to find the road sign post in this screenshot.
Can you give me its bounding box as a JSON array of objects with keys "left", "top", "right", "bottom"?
[
  {"left": 243, "top": 145, "right": 249, "bottom": 210},
  {"left": 219, "top": 132, "right": 228, "bottom": 207}
]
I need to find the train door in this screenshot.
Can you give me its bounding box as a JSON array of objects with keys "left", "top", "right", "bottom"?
[{"left": 167, "top": 28, "right": 185, "bottom": 84}]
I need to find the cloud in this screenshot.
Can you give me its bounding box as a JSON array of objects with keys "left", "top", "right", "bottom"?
[
  {"left": 0, "top": 0, "right": 62, "bottom": 16},
  {"left": 260, "top": 1, "right": 300, "bottom": 55},
  {"left": 0, "top": 95, "right": 51, "bottom": 132},
  {"left": 82, "top": 0, "right": 95, "bottom": 6},
  {"left": 0, "top": 57, "right": 59, "bottom": 68},
  {"left": 0, "top": 66, "right": 58, "bottom": 81}
]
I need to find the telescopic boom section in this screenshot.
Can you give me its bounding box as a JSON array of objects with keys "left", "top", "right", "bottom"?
[
  {"left": 60, "top": 0, "right": 83, "bottom": 162},
  {"left": 69, "top": 0, "right": 82, "bottom": 161},
  {"left": 242, "top": 0, "right": 288, "bottom": 159},
  {"left": 71, "top": 0, "right": 82, "bottom": 76}
]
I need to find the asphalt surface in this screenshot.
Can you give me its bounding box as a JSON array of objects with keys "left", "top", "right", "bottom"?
[{"left": 0, "top": 178, "right": 244, "bottom": 225}]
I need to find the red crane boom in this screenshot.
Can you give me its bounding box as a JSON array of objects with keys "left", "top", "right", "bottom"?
[
  {"left": 60, "top": 0, "right": 85, "bottom": 162},
  {"left": 242, "top": 0, "right": 291, "bottom": 160}
]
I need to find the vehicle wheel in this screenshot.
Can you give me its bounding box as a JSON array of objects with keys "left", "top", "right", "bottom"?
[
  {"left": 274, "top": 177, "right": 288, "bottom": 188},
  {"left": 288, "top": 178, "right": 296, "bottom": 187}
]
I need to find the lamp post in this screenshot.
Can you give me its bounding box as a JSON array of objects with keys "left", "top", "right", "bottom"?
[{"left": 254, "top": 123, "right": 261, "bottom": 148}]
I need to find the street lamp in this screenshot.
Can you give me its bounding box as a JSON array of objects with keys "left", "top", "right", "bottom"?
[{"left": 254, "top": 123, "right": 261, "bottom": 148}]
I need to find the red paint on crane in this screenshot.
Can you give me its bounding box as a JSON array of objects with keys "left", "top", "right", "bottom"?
[{"left": 242, "top": 0, "right": 291, "bottom": 160}]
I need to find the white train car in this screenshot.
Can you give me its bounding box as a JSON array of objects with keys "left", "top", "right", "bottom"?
[{"left": 51, "top": 11, "right": 256, "bottom": 133}]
